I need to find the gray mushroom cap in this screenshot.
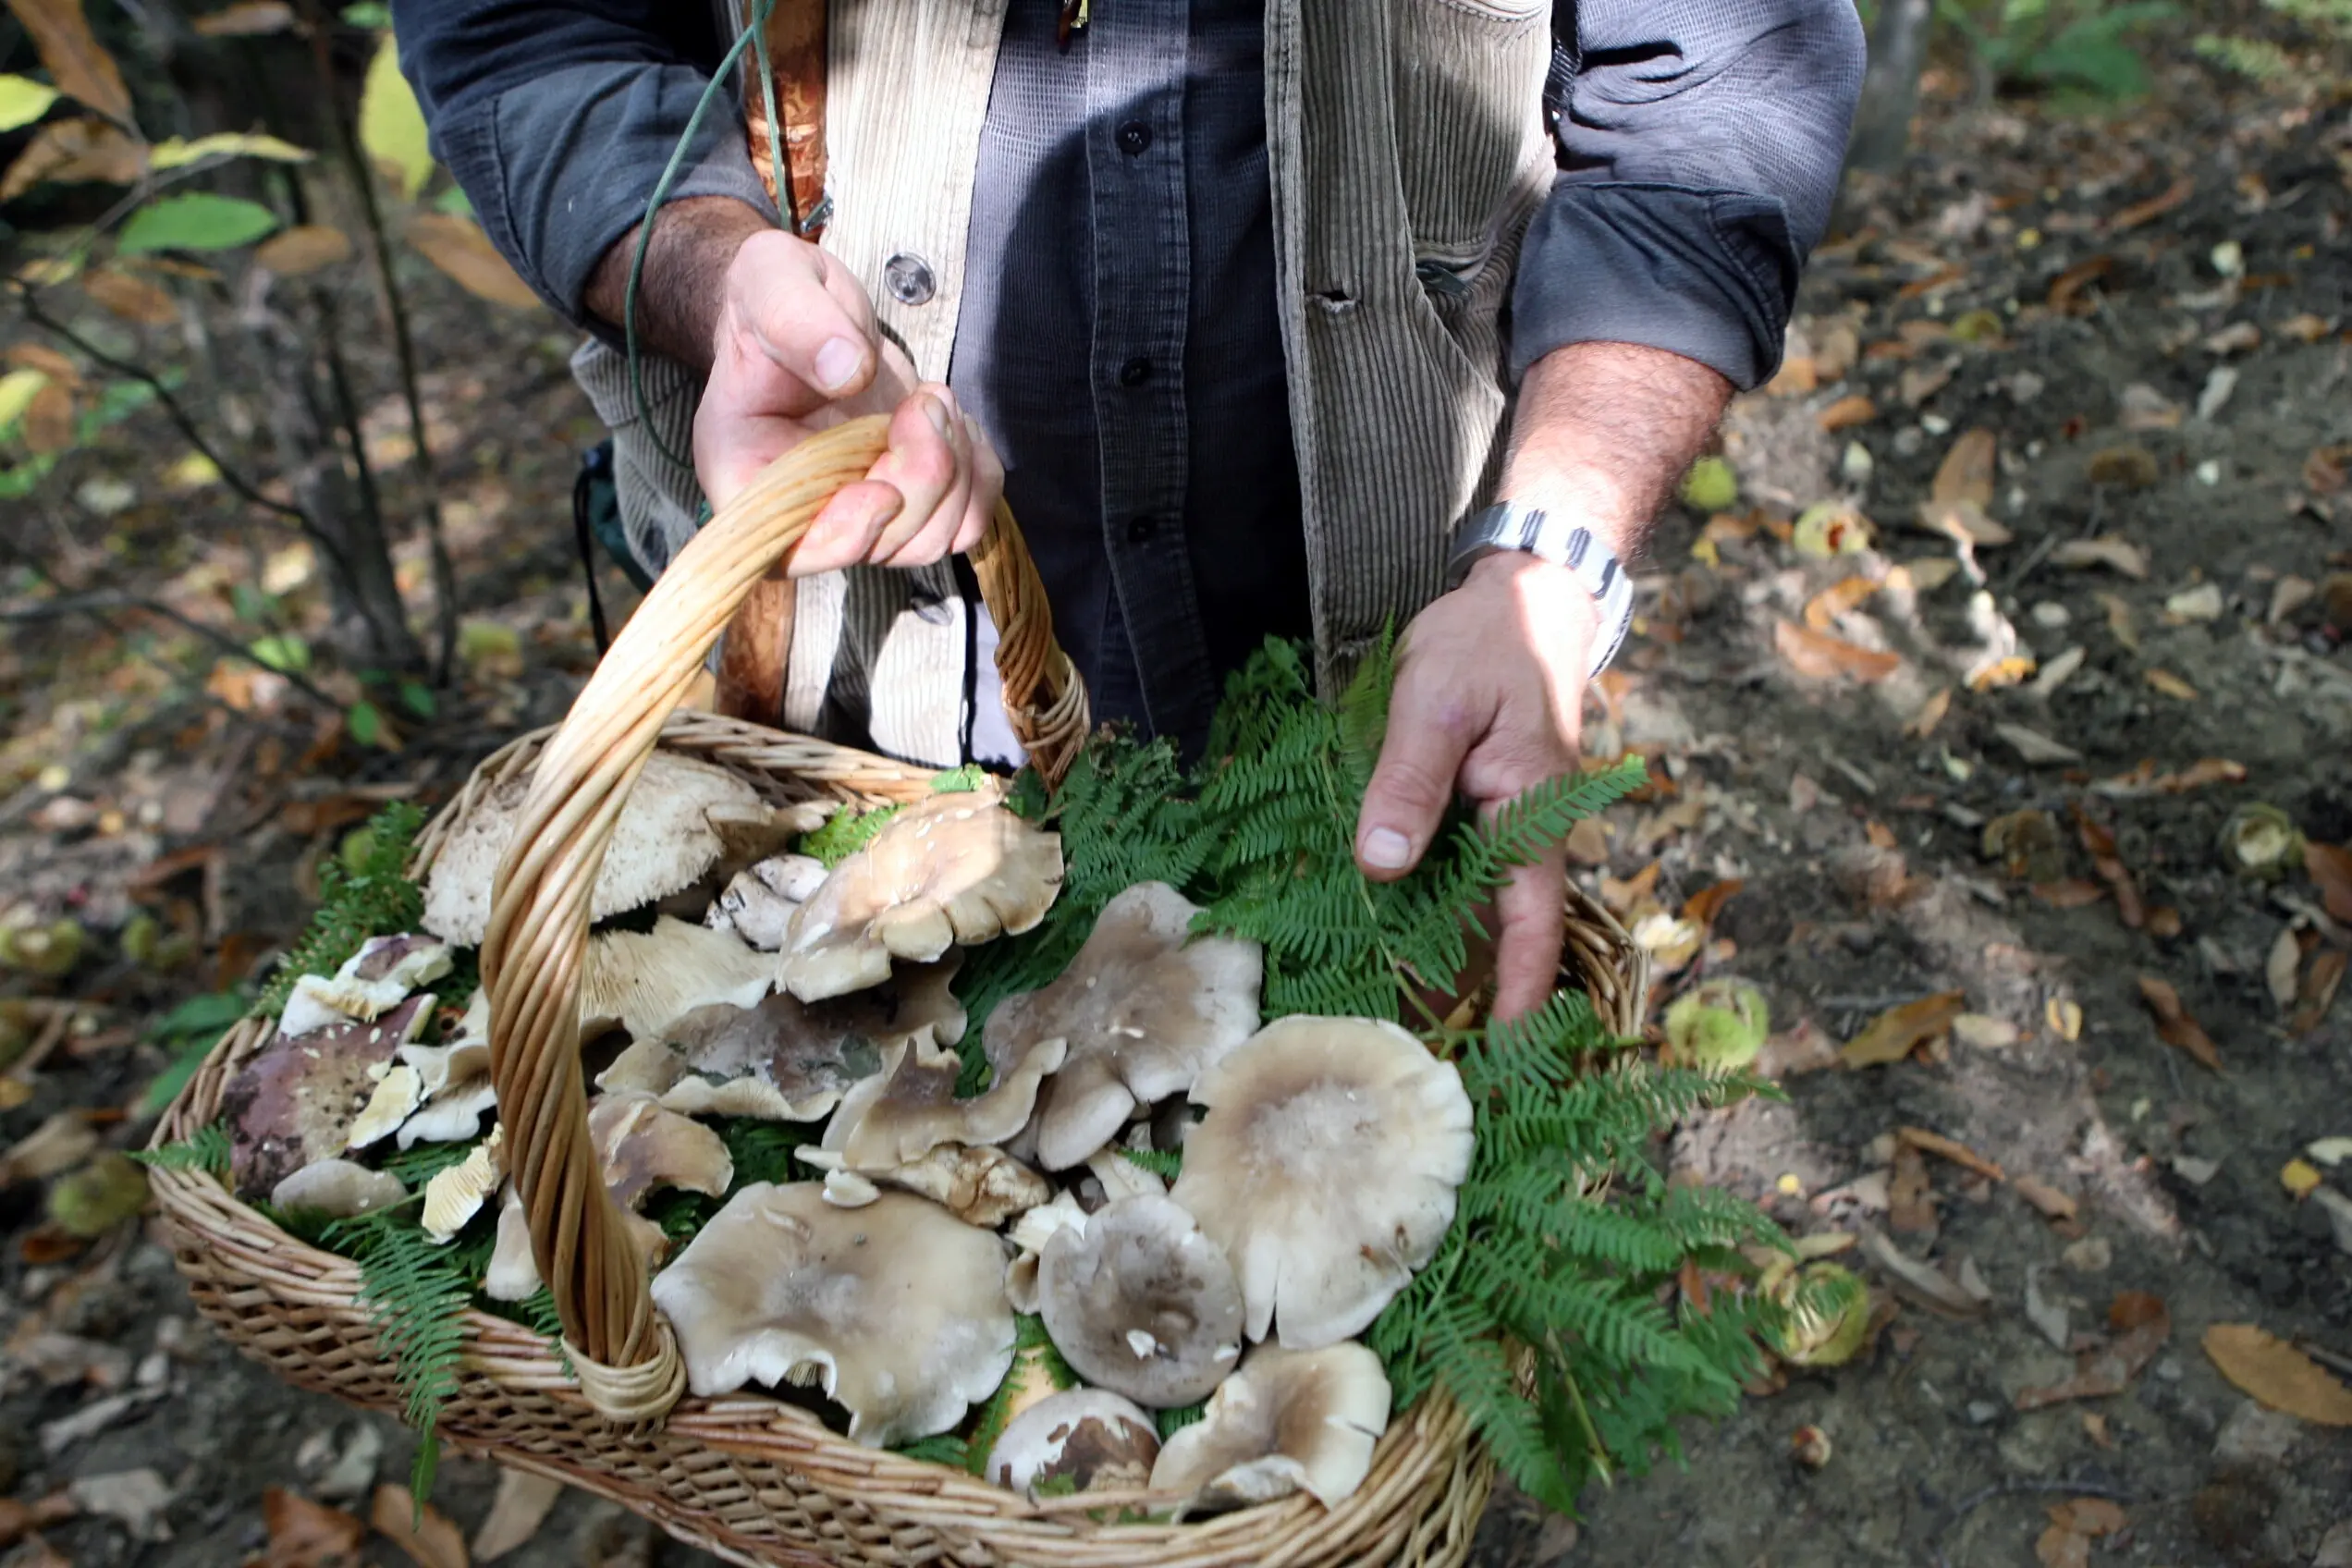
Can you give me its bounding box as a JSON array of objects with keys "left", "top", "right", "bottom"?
[
  {"left": 1169, "top": 1015, "right": 1473, "bottom": 1350},
  {"left": 1146, "top": 1341, "right": 1392, "bottom": 1513},
  {"left": 777, "top": 787, "right": 1063, "bottom": 1002},
  {"left": 985, "top": 1389, "right": 1160, "bottom": 1498},
  {"left": 1036, "top": 1194, "right": 1244, "bottom": 1408},
  {"left": 983, "top": 881, "right": 1261, "bottom": 1171},
  {"left": 649, "top": 1183, "right": 1015, "bottom": 1447},
  {"left": 821, "top": 1030, "right": 1065, "bottom": 1171}
]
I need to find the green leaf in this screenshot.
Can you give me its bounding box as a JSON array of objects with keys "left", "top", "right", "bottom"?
[
  {"left": 0, "top": 74, "right": 60, "bottom": 133},
  {"left": 347, "top": 699, "right": 384, "bottom": 748},
  {"left": 229, "top": 582, "right": 276, "bottom": 623},
  {"left": 358, "top": 31, "right": 434, "bottom": 200},
  {"left": 148, "top": 132, "right": 313, "bottom": 169},
  {"left": 397, "top": 680, "right": 435, "bottom": 719},
  {"left": 430, "top": 184, "right": 472, "bottom": 218},
  {"left": 116, "top": 192, "right": 279, "bottom": 254},
  {"left": 340, "top": 1, "right": 391, "bottom": 24},
  {"left": 249, "top": 632, "right": 310, "bottom": 673}
]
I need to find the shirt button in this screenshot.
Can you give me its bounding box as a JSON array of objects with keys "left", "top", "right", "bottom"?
[
  {"left": 1118, "top": 356, "right": 1152, "bottom": 386},
  {"left": 1116, "top": 121, "right": 1152, "bottom": 156},
  {"left": 1125, "top": 515, "right": 1158, "bottom": 543},
  {"left": 882, "top": 251, "right": 936, "bottom": 306}
]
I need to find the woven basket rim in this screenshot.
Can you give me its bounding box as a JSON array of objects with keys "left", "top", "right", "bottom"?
[{"left": 154, "top": 711, "right": 1648, "bottom": 1560}]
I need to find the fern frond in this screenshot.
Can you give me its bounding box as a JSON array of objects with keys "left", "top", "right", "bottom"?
[
  {"left": 133, "top": 1120, "right": 232, "bottom": 1176},
  {"left": 252, "top": 802, "right": 428, "bottom": 1018}
]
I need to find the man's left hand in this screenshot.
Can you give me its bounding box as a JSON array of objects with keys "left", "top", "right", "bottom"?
[{"left": 1354, "top": 550, "right": 1597, "bottom": 1021}]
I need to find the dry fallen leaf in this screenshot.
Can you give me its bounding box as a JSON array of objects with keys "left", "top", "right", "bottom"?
[
  {"left": 2268, "top": 928, "right": 2305, "bottom": 1012},
  {"left": 2, "top": 116, "right": 145, "bottom": 200},
  {"left": 2202, "top": 1324, "right": 2352, "bottom": 1426},
  {"left": 1931, "top": 427, "right": 1997, "bottom": 507},
  {"left": 1905, "top": 686, "right": 1953, "bottom": 739},
  {"left": 2016, "top": 1292, "right": 2170, "bottom": 1409},
  {"left": 2136, "top": 974, "right": 2221, "bottom": 1072},
  {"left": 253, "top": 225, "right": 355, "bottom": 277},
  {"left": 2284, "top": 1158, "right": 2324, "bottom": 1199},
  {"left": 2047, "top": 997, "right": 2083, "bottom": 1042},
  {"left": 2048, "top": 253, "right": 2114, "bottom": 311},
  {"left": 81, "top": 267, "right": 178, "bottom": 325},
  {"left": 2305, "top": 840, "right": 2352, "bottom": 923},
  {"left": 0, "top": 1492, "right": 77, "bottom": 1550},
  {"left": 2144, "top": 668, "right": 2199, "bottom": 701},
  {"left": 1889, "top": 1142, "right": 1936, "bottom": 1233},
  {"left": 1681, "top": 878, "right": 1745, "bottom": 928},
  {"left": 1843, "top": 992, "right": 1966, "bottom": 1068},
  {"left": 1899, "top": 1126, "right": 2006, "bottom": 1182},
  {"left": 1859, "top": 1227, "right": 1984, "bottom": 1316},
  {"left": 1816, "top": 393, "right": 1877, "bottom": 432},
  {"left": 2015, "top": 1175, "right": 2079, "bottom": 1220},
  {"left": 1803, "top": 575, "right": 1880, "bottom": 631},
  {"left": 2290, "top": 949, "right": 2346, "bottom": 1036},
  {"left": 2087, "top": 445, "right": 2160, "bottom": 488},
  {"left": 2033, "top": 879, "right": 2107, "bottom": 909},
  {"left": 2075, "top": 805, "right": 2144, "bottom": 929},
  {"left": 471, "top": 1469, "right": 564, "bottom": 1563},
  {"left": 1774, "top": 619, "right": 1900, "bottom": 683},
  {"left": 1995, "top": 723, "right": 2082, "bottom": 766},
  {"left": 2049, "top": 536, "right": 2150, "bottom": 578},
  {"left": 260, "top": 1488, "right": 366, "bottom": 1568},
  {"left": 406, "top": 214, "right": 540, "bottom": 310},
  {"left": 370, "top": 1485, "right": 469, "bottom": 1568}
]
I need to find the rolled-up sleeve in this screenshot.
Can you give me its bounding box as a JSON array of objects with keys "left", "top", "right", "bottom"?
[
  {"left": 1511, "top": 0, "right": 1866, "bottom": 389},
  {"left": 391, "top": 0, "right": 777, "bottom": 328}
]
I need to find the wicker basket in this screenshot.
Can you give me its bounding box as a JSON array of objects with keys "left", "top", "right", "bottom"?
[{"left": 151, "top": 419, "right": 1649, "bottom": 1568}]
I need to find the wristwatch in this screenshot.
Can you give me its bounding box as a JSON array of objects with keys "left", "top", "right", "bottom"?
[{"left": 1443, "top": 500, "right": 1636, "bottom": 680}]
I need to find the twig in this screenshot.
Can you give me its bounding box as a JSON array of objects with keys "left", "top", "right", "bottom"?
[{"left": 1926, "top": 1476, "right": 2135, "bottom": 1568}]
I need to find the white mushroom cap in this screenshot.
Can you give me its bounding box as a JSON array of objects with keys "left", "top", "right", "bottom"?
[
  {"left": 395, "top": 1076, "right": 497, "bottom": 1148},
  {"left": 1084, "top": 1146, "right": 1168, "bottom": 1205},
  {"left": 1170, "top": 1015, "right": 1473, "bottom": 1349},
  {"left": 594, "top": 958, "right": 962, "bottom": 1122},
  {"left": 777, "top": 787, "right": 1063, "bottom": 1003},
  {"left": 1147, "top": 1341, "right": 1391, "bottom": 1512},
  {"left": 1036, "top": 1194, "right": 1243, "bottom": 1408},
  {"left": 277, "top": 934, "right": 454, "bottom": 1037},
  {"left": 706, "top": 853, "right": 829, "bottom": 949},
  {"left": 580, "top": 917, "right": 774, "bottom": 1043},
  {"left": 422, "top": 1126, "right": 504, "bottom": 1243},
  {"left": 268, "top": 1158, "right": 406, "bottom": 1218},
  {"left": 821, "top": 1169, "right": 881, "bottom": 1207},
  {"left": 985, "top": 1389, "right": 1160, "bottom": 1498},
  {"left": 984, "top": 882, "right": 1261, "bottom": 1171},
  {"left": 823, "top": 1031, "right": 1066, "bottom": 1171},
  {"left": 422, "top": 753, "right": 825, "bottom": 947},
  {"left": 649, "top": 1183, "right": 1015, "bottom": 1446},
  {"left": 1005, "top": 1191, "right": 1089, "bottom": 1315}
]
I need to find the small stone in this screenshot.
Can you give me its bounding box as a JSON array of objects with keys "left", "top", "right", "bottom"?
[
  {"left": 1966, "top": 1400, "right": 2003, "bottom": 1426},
  {"left": 2172, "top": 1155, "right": 2220, "bottom": 1186},
  {"left": 2029, "top": 601, "right": 2071, "bottom": 628},
  {"left": 2314, "top": 1521, "right": 2352, "bottom": 1568},
  {"left": 2213, "top": 1400, "right": 2300, "bottom": 1464},
  {"left": 2062, "top": 1235, "right": 2112, "bottom": 1273}
]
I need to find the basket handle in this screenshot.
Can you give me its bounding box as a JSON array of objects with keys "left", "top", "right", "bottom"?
[{"left": 478, "top": 416, "right": 1084, "bottom": 1421}]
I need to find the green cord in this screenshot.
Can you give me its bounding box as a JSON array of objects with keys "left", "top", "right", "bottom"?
[{"left": 621, "top": 0, "right": 784, "bottom": 474}]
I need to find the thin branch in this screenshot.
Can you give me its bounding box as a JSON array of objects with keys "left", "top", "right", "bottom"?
[{"left": 0, "top": 591, "right": 340, "bottom": 710}]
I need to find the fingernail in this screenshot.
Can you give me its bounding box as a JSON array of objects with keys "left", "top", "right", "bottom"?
[
  {"left": 1362, "top": 827, "right": 1411, "bottom": 870},
  {"left": 920, "top": 394, "right": 951, "bottom": 440},
  {"left": 815, "top": 337, "right": 864, "bottom": 393}
]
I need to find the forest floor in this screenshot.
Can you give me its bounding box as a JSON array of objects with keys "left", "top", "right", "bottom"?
[{"left": 2, "top": 59, "right": 2349, "bottom": 1568}]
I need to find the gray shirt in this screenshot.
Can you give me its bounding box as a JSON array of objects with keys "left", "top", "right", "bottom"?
[{"left": 398, "top": 0, "right": 1865, "bottom": 752}]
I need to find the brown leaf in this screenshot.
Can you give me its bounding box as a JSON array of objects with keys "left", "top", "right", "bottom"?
[
  {"left": 2016, "top": 1295, "right": 2170, "bottom": 1408},
  {"left": 1899, "top": 1126, "right": 2007, "bottom": 1182},
  {"left": 1816, "top": 393, "right": 1876, "bottom": 432},
  {"left": 1775, "top": 619, "right": 1899, "bottom": 683},
  {"left": 2015, "top": 1175, "right": 2079, "bottom": 1220},
  {"left": 1905, "top": 686, "right": 1952, "bottom": 739},
  {"left": 2046, "top": 254, "right": 2114, "bottom": 313},
  {"left": 1984, "top": 808, "right": 2064, "bottom": 882},
  {"left": 253, "top": 224, "right": 353, "bottom": 277},
  {"left": 1802, "top": 575, "right": 1880, "bottom": 631},
  {"left": 2145, "top": 668, "right": 2199, "bottom": 702},
  {"left": 2201, "top": 1324, "right": 2352, "bottom": 1426},
  {"left": 2135, "top": 975, "right": 2221, "bottom": 1072},
  {"left": 81, "top": 267, "right": 177, "bottom": 325},
  {"left": 2290, "top": 949, "right": 2346, "bottom": 1037},
  {"left": 406, "top": 214, "right": 540, "bottom": 310},
  {"left": 2049, "top": 1498, "right": 2127, "bottom": 1536},
  {"left": 2087, "top": 446, "right": 2160, "bottom": 488},
  {"left": 1842, "top": 991, "right": 1966, "bottom": 1068},
  {"left": 0, "top": 1491, "right": 77, "bottom": 1550},
  {"left": 2305, "top": 839, "right": 2352, "bottom": 923},
  {"left": 261, "top": 1488, "right": 365, "bottom": 1568},
  {"left": 2306, "top": 444, "right": 2352, "bottom": 497},
  {"left": 4, "top": 0, "right": 134, "bottom": 121},
  {"left": 1681, "top": 878, "right": 1744, "bottom": 927},
  {"left": 2032, "top": 879, "right": 2107, "bottom": 909},
  {"left": 2049, "top": 535, "right": 2150, "bottom": 578},
  {"left": 471, "top": 1470, "right": 563, "bottom": 1563},
  {"left": 191, "top": 1, "right": 296, "bottom": 34},
  {"left": 0, "top": 116, "right": 143, "bottom": 200},
  {"left": 5, "top": 343, "right": 80, "bottom": 385},
  {"left": 21, "top": 379, "right": 72, "bottom": 455},
  {"left": 370, "top": 1485, "right": 470, "bottom": 1568},
  {"left": 1889, "top": 1142, "right": 1937, "bottom": 1233},
  {"left": 2035, "top": 1523, "right": 2089, "bottom": 1568},
  {"left": 2105, "top": 175, "right": 2193, "bottom": 234},
  {"left": 2074, "top": 805, "right": 2143, "bottom": 928},
  {"left": 1931, "top": 428, "right": 1997, "bottom": 507}
]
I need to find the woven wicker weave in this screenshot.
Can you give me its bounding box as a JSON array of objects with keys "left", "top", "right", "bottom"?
[{"left": 151, "top": 419, "right": 1649, "bottom": 1568}]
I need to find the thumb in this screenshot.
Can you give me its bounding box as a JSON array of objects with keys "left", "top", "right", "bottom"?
[
  {"left": 728, "top": 232, "right": 879, "bottom": 399},
  {"left": 1355, "top": 665, "right": 1488, "bottom": 883}
]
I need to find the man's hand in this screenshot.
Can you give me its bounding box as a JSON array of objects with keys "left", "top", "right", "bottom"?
[
  {"left": 1352, "top": 341, "right": 1733, "bottom": 1020},
  {"left": 583, "top": 198, "right": 999, "bottom": 578}
]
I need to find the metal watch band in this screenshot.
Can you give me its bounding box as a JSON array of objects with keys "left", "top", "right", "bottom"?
[{"left": 1443, "top": 501, "right": 1635, "bottom": 680}]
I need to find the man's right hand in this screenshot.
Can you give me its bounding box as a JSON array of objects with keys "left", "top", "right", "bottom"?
[{"left": 585, "top": 199, "right": 1000, "bottom": 579}]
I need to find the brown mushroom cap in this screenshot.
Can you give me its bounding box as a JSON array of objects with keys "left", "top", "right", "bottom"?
[
  {"left": 984, "top": 881, "right": 1262, "bottom": 1171},
  {"left": 223, "top": 995, "right": 434, "bottom": 1196},
  {"left": 1146, "top": 1341, "right": 1391, "bottom": 1512},
  {"left": 649, "top": 1183, "right": 1015, "bottom": 1446},
  {"left": 1036, "top": 1194, "right": 1244, "bottom": 1408},
  {"left": 422, "top": 753, "right": 825, "bottom": 947},
  {"left": 777, "top": 788, "right": 1063, "bottom": 1003},
  {"left": 594, "top": 958, "right": 962, "bottom": 1121},
  {"left": 579, "top": 917, "right": 774, "bottom": 1044},
  {"left": 1169, "top": 1015, "right": 1473, "bottom": 1350},
  {"left": 985, "top": 1389, "right": 1160, "bottom": 1498},
  {"left": 822, "top": 1031, "right": 1066, "bottom": 1171}
]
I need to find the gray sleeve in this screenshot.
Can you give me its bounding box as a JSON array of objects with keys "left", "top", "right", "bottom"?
[
  {"left": 429, "top": 59, "right": 780, "bottom": 333},
  {"left": 1510, "top": 0, "right": 1866, "bottom": 389}
]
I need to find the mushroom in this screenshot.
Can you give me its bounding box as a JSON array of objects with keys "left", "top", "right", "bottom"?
[
  {"left": 268, "top": 1158, "right": 406, "bottom": 1219},
  {"left": 277, "top": 933, "right": 454, "bottom": 1037},
  {"left": 223, "top": 995, "right": 435, "bottom": 1196},
  {"left": 396, "top": 1076, "right": 498, "bottom": 1147},
  {"left": 421, "top": 752, "right": 828, "bottom": 947},
  {"left": 484, "top": 1186, "right": 541, "bottom": 1303},
  {"left": 479, "top": 1096, "right": 727, "bottom": 1298},
  {"left": 1035, "top": 1194, "right": 1244, "bottom": 1408},
  {"left": 985, "top": 1389, "right": 1160, "bottom": 1498},
  {"left": 594, "top": 958, "right": 962, "bottom": 1121},
  {"left": 389, "top": 992, "right": 496, "bottom": 1147},
  {"left": 776, "top": 786, "right": 1063, "bottom": 1002},
  {"left": 422, "top": 1126, "right": 504, "bottom": 1243},
  {"left": 580, "top": 917, "right": 774, "bottom": 1043},
  {"left": 1005, "top": 1191, "right": 1088, "bottom": 1314},
  {"left": 648, "top": 1183, "right": 1015, "bottom": 1446},
  {"left": 345, "top": 1062, "right": 423, "bottom": 1152},
  {"left": 822, "top": 1031, "right": 1065, "bottom": 1171},
  {"left": 706, "top": 853, "right": 829, "bottom": 949},
  {"left": 1083, "top": 1145, "right": 1167, "bottom": 1206},
  {"left": 1148, "top": 1341, "right": 1391, "bottom": 1512},
  {"left": 821, "top": 1169, "right": 881, "bottom": 1207},
  {"left": 1169, "top": 1015, "right": 1473, "bottom": 1349},
  {"left": 983, "top": 881, "right": 1261, "bottom": 1170},
  {"left": 871, "top": 1143, "right": 1049, "bottom": 1228}
]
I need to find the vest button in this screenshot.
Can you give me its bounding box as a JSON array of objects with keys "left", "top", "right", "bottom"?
[
  {"left": 1116, "top": 120, "right": 1152, "bottom": 156},
  {"left": 1118, "top": 356, "right": 1152, "bottom": 386},
  {"left": 883, "top": 252, "right": 937, "bottom": 306},
  {"left": 1125, "top": 515, "right": 1158, "bottom": 543}
]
